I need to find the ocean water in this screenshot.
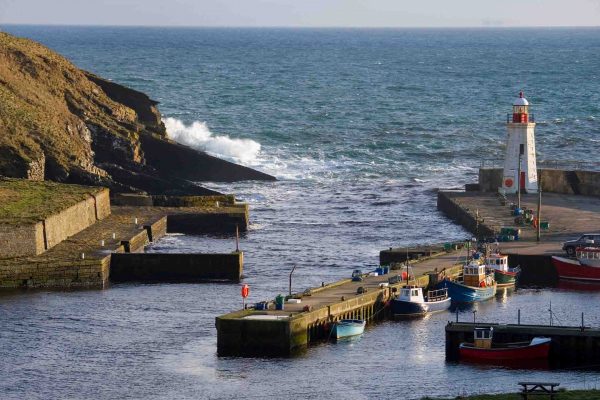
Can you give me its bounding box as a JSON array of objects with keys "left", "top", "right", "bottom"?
[{"left": 1, "top": 26, "right": 600, "bottom": 399}]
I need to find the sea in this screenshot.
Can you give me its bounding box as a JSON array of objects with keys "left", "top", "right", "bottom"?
[{"left": 1, "top": 26, "right": 600, "bottom": 399}]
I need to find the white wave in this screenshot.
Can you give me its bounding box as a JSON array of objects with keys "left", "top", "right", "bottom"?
[{"left": 163, "top": 117, "right": 261, "bottom": 164}]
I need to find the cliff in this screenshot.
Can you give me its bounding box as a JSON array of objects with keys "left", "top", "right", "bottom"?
[{"left": 0, "top": 32, "right": 275, "bottom": 195}]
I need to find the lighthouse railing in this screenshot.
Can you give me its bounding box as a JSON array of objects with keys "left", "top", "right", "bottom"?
[{"left": 506, "top": 113, "right": 535, "bottom": 123}]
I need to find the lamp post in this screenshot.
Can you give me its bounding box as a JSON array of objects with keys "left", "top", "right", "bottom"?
[{"left": 289, "top": 265, "right": 297, "bottom": 297}]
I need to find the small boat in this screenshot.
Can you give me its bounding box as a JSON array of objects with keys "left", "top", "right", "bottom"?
[
  {"left": 459, "top": 327, "right": 551, "bottom": 364},
  {"left": 392, "top": 286, "right": 451, "bottom": 318},
  {"left": 332, "top": 319, "right": 366, "bottom": 339},
  {"left": 437, "top": 260, "right": 497, "bottom": 303},
  {"left": 486, "top": 253, "right": 520, "bottom": 287},
  {"left": 552, "top": 247, "right": 600, "bottom": 282}
]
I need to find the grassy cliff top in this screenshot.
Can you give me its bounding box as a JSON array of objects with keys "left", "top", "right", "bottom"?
[{"left": 0, "top": 177, "right": 105, "bottom": 224}]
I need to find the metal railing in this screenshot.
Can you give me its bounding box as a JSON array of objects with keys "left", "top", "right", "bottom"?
[
  {"left": 480, "top": 159, "right": 600, "bottom": 171},
  {"left": 506, "top": 113, "right": 535, "bottom": 123}
]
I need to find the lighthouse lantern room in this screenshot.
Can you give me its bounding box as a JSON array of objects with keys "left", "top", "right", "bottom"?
[{"left": 501, "top": 91, "right": 538, "bottom": 194}]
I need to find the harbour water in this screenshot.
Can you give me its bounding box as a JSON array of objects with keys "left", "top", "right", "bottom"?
[{"left": 1, "top": 26, "right": 600, "bottom": 399}]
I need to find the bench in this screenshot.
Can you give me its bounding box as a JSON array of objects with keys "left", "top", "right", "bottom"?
[{"left": 518, "top": 382, "right": 560, "bottom": 399}]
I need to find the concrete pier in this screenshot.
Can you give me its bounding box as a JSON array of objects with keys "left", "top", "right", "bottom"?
[
  {"left": 446, "top": 322, "right": 600, "bottom": 368},
  {"left": 437, "top": 185, "right": 600, "bottom": 283},
  {"left": 216, "top": 254, "right": 465, "bottom": 357}
]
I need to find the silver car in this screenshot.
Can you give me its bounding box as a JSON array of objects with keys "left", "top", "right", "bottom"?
[{"left": 563, "top": 233, "right": 600, "bottom": 257}]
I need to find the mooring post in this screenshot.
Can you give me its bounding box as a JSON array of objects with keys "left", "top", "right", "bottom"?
[
  {"left": 456, "top": 309, "right": 459, "bottom": 323},
  {"left": 472, "top": 310, "right": 477, "bottom": 324},
  {"left": 582, "top": 312, "right": 584, "bottom": 331}
]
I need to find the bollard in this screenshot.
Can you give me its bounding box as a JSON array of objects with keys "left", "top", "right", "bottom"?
[
  {"left": 134, "top": 217, "right": 138, "bottom": 225},
  {"left": 112, "top": 232, "right": 116, "bottom": 239},
  {"left": 518, "top": 309, "right": 521, "bottom": 325}
]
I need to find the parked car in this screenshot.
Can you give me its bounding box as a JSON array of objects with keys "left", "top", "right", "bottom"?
[{"left": 563, "top": 233, "right": 600, "bottom": 256}]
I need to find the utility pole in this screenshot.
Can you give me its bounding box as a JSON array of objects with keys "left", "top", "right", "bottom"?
[
  {"left": 517, "top": 144, "right": 525, "bottom": 210},
  {"left": 537, "top": 175, "right": 542, "bottom": 242}
]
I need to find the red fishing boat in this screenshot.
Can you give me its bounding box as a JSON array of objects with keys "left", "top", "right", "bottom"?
[
  {"left": 459, "top": 327, "right": 551, "bottom": 364},
  {"left": 552, "top": 247, "right": 600, "bottom": 282}
]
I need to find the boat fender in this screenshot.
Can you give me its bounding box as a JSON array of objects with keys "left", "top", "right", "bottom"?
[{"left": 479, "top": 281, "right": 486, "bottom": 288}]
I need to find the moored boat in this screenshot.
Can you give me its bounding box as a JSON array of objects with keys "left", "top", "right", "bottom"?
[
  {"left": 486, "top": 253, "right": 520, "bottom": 287},
  {"left": 332, "top": 319, "right": 366, "bottom": 339},
  {"left": 552, "top": 248, "right": 600, "bottom": 282},
  {"left": 437, "top": 261, "right": 497, "bottom": 303},
  {"left": 459, "top": 327, "right": 551, "bottom": 364},
  {"left": 391, "top": 286, "right": 451, "bottom": 318}
]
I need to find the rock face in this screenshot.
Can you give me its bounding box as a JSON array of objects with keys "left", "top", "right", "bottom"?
[{"left": 0, "top": 32, "right": 275, "bottom": 195}]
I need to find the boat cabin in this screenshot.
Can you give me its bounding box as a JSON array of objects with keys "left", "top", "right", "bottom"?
[
  {"left": 487, "top": 254, "right": 509, "bottom": 272},
  {"left": 463, "top": 262, "right": 487, "bottom": 287},
  {"left": 397, "top": 286, "right": 424, "bottom": 304},
  {"left": 473, "top": 327, "right": 493, "bottom": 349}
]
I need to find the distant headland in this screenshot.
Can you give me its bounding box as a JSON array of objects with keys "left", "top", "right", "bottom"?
[{"left": 0, "top": 32, "right": 275, "bottom": 195}]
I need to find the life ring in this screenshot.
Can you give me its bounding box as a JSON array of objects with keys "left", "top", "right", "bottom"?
[{"left": 504, "top": 178, "right": 513, "bottom": 188}]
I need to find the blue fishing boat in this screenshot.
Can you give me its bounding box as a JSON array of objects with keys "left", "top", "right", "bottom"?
[
  {"left": 332, "top": 319, "right": 366, "bottom": 339},
  {"left": 392, "top": 286, "right": 451, "bottom": 318},
  {"left": 437, "top": 261, "right": 497, "bottom": 303}
]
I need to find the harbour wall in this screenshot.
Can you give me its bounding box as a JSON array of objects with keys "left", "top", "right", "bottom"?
[
  {"left": 110, "top": 252, "right": 243, "bottom": 283},
  {"left": 0, "top": 188, "right": 110, "bottom": 258},
  {"left": 436, "top": 191, "right": 495, "bottom": 238},
  {"left": 446, "top": 322, "right": 600, "bottom": 368},
  {"left": 479, "top": 168, "right": 600, "bottom": 197}
]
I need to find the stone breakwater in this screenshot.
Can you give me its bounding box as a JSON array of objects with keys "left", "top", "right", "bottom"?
[{"left": 0, "top": 178, "right": 248, "bottom": 289}]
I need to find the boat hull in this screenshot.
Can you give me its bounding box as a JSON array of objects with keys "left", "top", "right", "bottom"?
[
  {"left": 333, "top": 320, "right": 366, "bottom": 339},
  {"left": 437, "top": 279, "right": 496, "bottom": 303},
  {"left": 459, "top": 341, "right": 550, "bottom": 362},
  {"left": 494, "top": 268, "right": 519, "bottom": 287},
  {"left": 391, "top": 297, "right": 451, "bottom": 318},
  {"left": 552, "top": 256, "right": 600, "bottom": 282}
]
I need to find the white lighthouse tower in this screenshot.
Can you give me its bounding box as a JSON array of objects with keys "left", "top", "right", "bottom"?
[{"left": 501, "top": 91, "right": 538, "bottom": 194}]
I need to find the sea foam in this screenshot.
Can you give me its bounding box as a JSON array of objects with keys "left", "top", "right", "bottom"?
[{"left": 163, "top": 117, "right": 261, "bottom": 164}]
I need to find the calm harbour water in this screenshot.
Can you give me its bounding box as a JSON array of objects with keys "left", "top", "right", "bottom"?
[{"left": 1, "top": 26, "right": 600, "bottom": 399}]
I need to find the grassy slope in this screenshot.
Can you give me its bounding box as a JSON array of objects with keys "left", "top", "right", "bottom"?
[
  {"left": 0, "top": 177, "right": 103, "bottom": 224},
  {"left": 0, "top": 32, "right": 138, "bottom": 177}
]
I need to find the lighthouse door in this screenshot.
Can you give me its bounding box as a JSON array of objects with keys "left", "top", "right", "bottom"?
[{"left": 520, "top": 171, "right": 526, "bottom": 190}]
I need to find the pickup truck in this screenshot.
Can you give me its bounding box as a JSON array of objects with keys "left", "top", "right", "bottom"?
[{"left": 563, "top": 233, "right": 600, "bottom": 256}]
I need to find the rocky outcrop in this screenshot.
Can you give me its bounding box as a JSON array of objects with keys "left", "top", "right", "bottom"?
[{"left": 0, "top": 32, "right": 275, "bottom": 194}]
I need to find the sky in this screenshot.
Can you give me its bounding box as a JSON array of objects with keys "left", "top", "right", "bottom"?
[{"left": 0, "top": 0, "right": 599, "bottom": 28}]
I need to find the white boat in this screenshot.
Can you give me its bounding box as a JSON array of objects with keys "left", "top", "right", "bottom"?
[{"left": 332, "top": 319, "right": 366, "bottom": 339}]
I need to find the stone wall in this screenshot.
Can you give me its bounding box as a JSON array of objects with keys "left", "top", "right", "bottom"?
[
  {"left": 110, "top": 252, "right": 243, "bottom": 282},
  {"left": 479, "top": 168, "right": 600, "bottom": 197},
  {"left": 0, "top": 188, "right": 111, "bottom": 258},
  {"left": 0, "top": 222, "right": 45, "bottom": 258},
  {"left": 0, "top": 256, "right": 110, "bottom": 288}
]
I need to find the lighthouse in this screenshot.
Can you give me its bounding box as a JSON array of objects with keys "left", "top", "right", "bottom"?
[{"left": 501, "top": 91, "right": 538, "bottom": 194}]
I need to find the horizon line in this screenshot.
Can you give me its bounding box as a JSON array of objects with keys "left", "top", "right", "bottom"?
[{"left": 1, "top": 22, "right": 599, "bottom": 29}]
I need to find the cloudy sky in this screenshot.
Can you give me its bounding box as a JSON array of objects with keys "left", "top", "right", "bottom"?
[{"left": 1, "top": 0, "right": 599, "bottom": 27}]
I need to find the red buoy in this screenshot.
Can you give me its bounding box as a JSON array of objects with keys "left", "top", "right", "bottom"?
[{"left": 241, "top": 284, "right": 249, "bottom": 298}]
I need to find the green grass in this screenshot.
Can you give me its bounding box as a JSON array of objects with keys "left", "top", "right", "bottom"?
[
  {"left": 0, "top": 177, "right": 103, "bottom": 223},
  {"left": 423, "top": 389, "right": 600, "bottom": 400}
]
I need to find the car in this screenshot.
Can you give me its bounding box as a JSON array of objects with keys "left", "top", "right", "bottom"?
[
  {"left": 351, "top": 269, "right": 363, "bottom": 282},
  {"left": 562, "top": 233, "right": 600, "bottom": 257}
]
